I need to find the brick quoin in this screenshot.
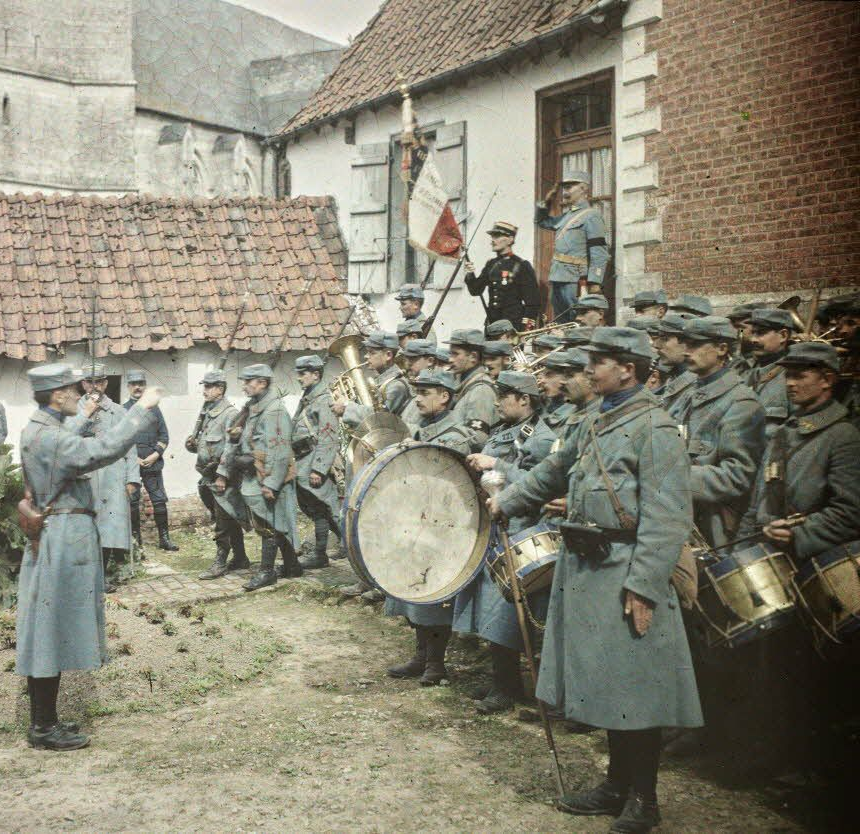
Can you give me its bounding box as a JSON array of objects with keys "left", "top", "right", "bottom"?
[{"left": 644, "top": 0, "right": 860, "bottom": 298}]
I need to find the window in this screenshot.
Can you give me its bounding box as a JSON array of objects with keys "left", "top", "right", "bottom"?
[{"left": 558, "top": 78, "right": 612, "bottom": 136}]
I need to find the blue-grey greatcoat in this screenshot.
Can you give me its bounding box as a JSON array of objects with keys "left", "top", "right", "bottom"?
[
  {"left": 676, "top": 369, "right": 765, "bottom": 547},
  {"left": 535, "top": 199, "right": 609, "bottom": 287},
  {"left": 541, "top": 397, "right": 574, "bottom": 438},
  {"left": 737, "top": 399, "right": 860, "bottom": 562},
  {"left": 399, "top": 392, "right": 421, "bottom": 435},
  {"left": 384, "top": 410, "right": 472, "bottom": 627},
  {"left": 291, "top": 380, "right": 341, "bottom": 520},
  {"left": 452, "top": 366, "right": 497, "bottom": 452},
  {"left": 15, "top": 403, "right": 154, "bottom": 677},
  {"left": 343, "top": 365, "right": 411, "bottom": 428},
  {"left": 78, "top": 395, "right": 139, "bottom": 551},
  {"left": 748, "top": 358, "right": 792, "bottom": 439},
  {"left": 453, "top": 415, "right": 556, "bottom": 652},
  {"left": 498, "top": 388, "right": 703, "bottom": 729},
  {"left": 217, "top": 389, "right": 298, "bottom": 545},
  {"left": 196, "top": 397, "right": 246, "bottom": 523},
  {"left": 657, "top": 366, "right": 697, "bottom": 420}
]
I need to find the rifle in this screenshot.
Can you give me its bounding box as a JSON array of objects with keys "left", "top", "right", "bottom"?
[
  {"left": 186, "top": 291, "right": 251, "bottom": 453},
  {"left": 228, "top": 276, "right": 318, "bottom": 443},
  {"left": 421, "top": 188, "right": 498, "bottom": 338}
]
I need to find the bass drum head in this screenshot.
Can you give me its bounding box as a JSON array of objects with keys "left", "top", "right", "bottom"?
[{"left": 347, "top": 443, "right": 491, "bottom": 604}]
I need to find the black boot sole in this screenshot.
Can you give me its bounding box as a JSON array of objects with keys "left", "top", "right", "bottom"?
[
  {"left": 387, "top": 667, "right": 424, "bottom": 679},
  {"left": 28, "top": 737, "right": 90, "bottom": 752}
]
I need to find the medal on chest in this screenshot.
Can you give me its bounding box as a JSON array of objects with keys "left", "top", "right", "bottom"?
[{"left": 500, "top": 270, "right": 511, "bottom": 286}]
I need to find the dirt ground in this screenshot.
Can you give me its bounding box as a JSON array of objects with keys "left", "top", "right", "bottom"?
[{"left": 0, "top": 531, "right": 848, "bottom": 833}]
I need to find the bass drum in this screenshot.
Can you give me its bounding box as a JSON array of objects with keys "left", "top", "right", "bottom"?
[
  {"left": 792, "top": 540, "right": 860, "bottom": 644},
  {"left": 342, "top": 442, "right": 491, "bottom": 605}
]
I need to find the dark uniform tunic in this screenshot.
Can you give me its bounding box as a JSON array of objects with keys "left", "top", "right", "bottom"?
[
  {"left": 464, "top": 254, "right": 541, "bottom": 332},
  {"left": 123, "top": 399, "right": 169, "bottom": 508}
]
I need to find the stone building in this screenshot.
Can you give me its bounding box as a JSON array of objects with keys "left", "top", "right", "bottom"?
[{"left": 0, "top": 0, "right": 341, "bottom": 198}]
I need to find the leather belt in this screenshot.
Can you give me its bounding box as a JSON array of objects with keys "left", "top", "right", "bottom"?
[
  {"left": 48, "top": 508, "right": 96, "bottom": 518},
  {"left": 553, "top": 253, "right": 587, "bottom": 265}
]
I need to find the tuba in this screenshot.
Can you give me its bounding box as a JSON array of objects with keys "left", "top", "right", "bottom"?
[{"left": 328, "top": 334, "right": 381, "bottom": 410}]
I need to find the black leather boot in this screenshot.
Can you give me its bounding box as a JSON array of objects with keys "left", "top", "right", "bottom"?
[
  {"left": 154, "top": 508, "right": 179, "bottom": 551},
  {"left": 557, "top": 780, "right": 627, "bottom": 816},
  {"left": 278, "top": 538, "right": 303, "bottom": 578},
  {"left": 28, "top": 725, "right": 90, "bottom": 751},
  {"left": 476, "top": 643, "right": 523, "bottom": 714},
  {"left": 420, "top": 626, "right": 451, "bottom": 686},
  {"left": 225, "top": 527, "right": 250, "bottom": 571},
  {"left": 609, "top": 792, "right": 661, "bottom": 833},
  {"left": 243, "top": 538, "right": 278, "bottom": 591},
  {"left": 387, "top": 626, "right": 427, "bottom": 679},
  {"left": 102, "top": 550, "right": 118, "bottom": 594},
  {"left": 198, "top": 546, "right": 230, "bottom": 580},
  {"left": 300, "top": 517, "right": 330, "bottom": 569},
  {"left": 130, "top": 503, "right": 142, "bottom": 546}
]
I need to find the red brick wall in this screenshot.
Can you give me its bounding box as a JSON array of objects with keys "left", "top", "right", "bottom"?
[{"left": 644, "top": 0, "right": 860, "bottom": 297}]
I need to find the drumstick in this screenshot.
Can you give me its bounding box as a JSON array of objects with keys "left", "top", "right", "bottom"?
[{"left": 481, "top": 472, "right": 566, "bottom": 800}]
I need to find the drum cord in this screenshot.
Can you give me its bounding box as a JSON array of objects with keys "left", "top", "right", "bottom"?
[{"left": 521, "top": 589, "right": 546, "bottom": 632}]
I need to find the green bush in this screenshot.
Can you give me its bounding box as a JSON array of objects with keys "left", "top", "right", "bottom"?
[{"left": 0, "top": 444, "right": 25, "bottom": 608}]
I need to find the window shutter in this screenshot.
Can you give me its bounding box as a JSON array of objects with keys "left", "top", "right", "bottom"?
[
  {"left": 429, "top": 121, "right": 467, "bottom": 288},
  {"left": 348, "top": 142, "right": 390, "bottom": 294}
]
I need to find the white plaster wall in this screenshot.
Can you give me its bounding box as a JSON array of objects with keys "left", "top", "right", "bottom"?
[
  {"left": 285, "top": 28, "right": 624, "bottom": 334},
  {"left": 0, "top": 344, "right": 332, "bottom": 498}
]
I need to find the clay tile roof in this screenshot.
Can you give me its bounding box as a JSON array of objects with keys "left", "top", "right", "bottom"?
[
  {"left": 0, "top": 192, "right": 349, "bottom": 362},
  {"left": 281, "top": 0, "right": 599, "bottom": 136}
]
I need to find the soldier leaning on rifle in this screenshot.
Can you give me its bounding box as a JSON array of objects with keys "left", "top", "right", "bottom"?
[
  {"left": 652, "top": 314, "right": 697, "bottom": 419},
  {"left": 676, "top": 317, "right": 766, "bottom": 549},
  {"left": 188, "top": 370, "right": 249, "bottom": 580},
  {"left": 489, "top": 328, "right": 702, "bottom": 834},
  {"left": 290, "top": 355, "right": 343, "bottom": 571},
  {"left": 16, "top": 364, "right": 162, "bottom": 752},
  {"left": 123, "top": 370, "right": 178, "bottom": 551},
  {"left": 78, "top": 364, "right": 140, "bottom": 593},
  {"left": 455, "top": 371, "right": 556, "bottom": 716},
  {"left": 385, "top": 370, "right": 472, "bottom": 688},
  {"left": 447, "top": 329, "right": 497, "bottom": 453},
  {"left": 536, "top": 171, "right": 610, "bottom": 323},
  {"left": 630, "top": 289, "right": 668, "bottom": 320},
  {"left": 464, "top": 220, "right": 541, "bottom": 333},
  {"left": 482, "top": 340, "right": 513, "bottom": 382},
  {"left": 746, "top": 308, "right": 797, "bottom": 439},
  {"left": 216, "top": 363, "right": 301, "bottom": 591},
  {"left": 399, "top": 338, "right": 440, "bottom": 433}
]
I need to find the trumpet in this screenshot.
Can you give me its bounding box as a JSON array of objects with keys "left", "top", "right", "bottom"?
[
  {"left": 512, "top": 320, "right": 580, "bottom": 346},
  {"left": 512, "top": 345, "right": 564, "bottom": 372}
]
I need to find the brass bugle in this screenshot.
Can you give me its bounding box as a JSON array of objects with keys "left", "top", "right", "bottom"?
[{"left": 512, "top": 320, "right": 580, "bottom": 346}]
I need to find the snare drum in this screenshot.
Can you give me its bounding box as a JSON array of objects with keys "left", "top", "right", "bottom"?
[
  {"left": 695, "top": 542, "right": 796, "bottom": 648},
  {"left": 792, "top": 540, "right": 860, "bottom": 644},
  {"left": 487, "top": 522, "right": 560, "bottom": 603}
]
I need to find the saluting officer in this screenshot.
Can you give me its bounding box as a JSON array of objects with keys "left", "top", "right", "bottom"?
[
  {"left": 490, "top": 328, "right": 701, "bottom": 833},
  {"left": 385, "top": 370, "right": 472, "bottom": 687},
  {"left": 79, "top": 364, "right": 139, "bottom": 593},
  {"left": 456, "top": 371, "right": 556, "bottom": 715},
  {"left": 746, "top": 308, "right": 797, "bottom": 439},
  {"left": 677, "top": 317, "right": 765, "bottom": 548},
  {"left": 652, "top": 314, "right": 697, "bottom": 419},
  {"left": 290, "top": 355, "right": 343, "bottom": 571},
  {"left": 16, "top": 364, "right": 161, "bottom": 752},
  {"left": 464, "top": 221, "right": 541, "bottom": 333},
  {"left": 447, "top": 329, "right": 497, "bottom": 452},
  {"left": 536, "top": 171, "right": 610, "bottom": 322},
  {"left": 631, "top": 289, "right": 668, "bottom": 319},
  {"left": 123, "top": 370, "right": 177, "bottom": 551},
  {"left": 189, "top": 370, "right": 249, "bottom": 580},
  {"left": 482, "top": 340, "right": 513, "bottom": 382},
  {"left": 216, "top": 363, "right": 301, "bottom": 591}
]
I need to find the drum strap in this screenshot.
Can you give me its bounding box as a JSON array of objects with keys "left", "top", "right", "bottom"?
[{"left": 587, "top": 421, "right": 637, "bottom": 531}]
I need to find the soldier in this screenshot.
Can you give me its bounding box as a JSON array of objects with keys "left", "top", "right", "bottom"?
[
  {"left": 652, "top": 314, "right": 697, "bottom": 418},
  {"left": 397, "top": 318, "right": 431, "bottom": 349},
  {"left": 830, "top": 294, "right": 860, "bottom": 428},
  {"left": 727, "top": 301, "right": 769, "bottom": 380},
  {"left": 385, "top": 370, "right": 472, "bottom": 687},
  {"left": 536, "top": 171, "right": 610, "bottom": 322},
  {"left": 332, "top": 331, "right": 411, "bottom": 428},
  {"left": 456, "top": 371, "right": 556, "bottom": 714},
  {"left": 484, "top": 319, "right": 518, "bottom": 344},
  {"left": 289, "top": 355, "right": 343, "bottom": 571},
  {"left": 123, "top": 370, "right": 177, "bottom": 551},
  {"left": 435, "top": 346, "right": 451, "bottom": 371},
  {"left": 575, "top": 294, "right": 609, "bottom": 328},
  {"left": 447, "top": 329, "right": 497, "bottom": 452},
  {"left": 396, "top": 283, "right": 427, "bottom": 324},
  {"left": 536, "top": 352, "right": 575, "bottom": 437},
  {"left": 483, "top": 340, "right": 513, "bottom": 381},
  {"left": 464, "top": 221, "right": 541, "bottom": 333},
  {"left": 216, "top": 363, "right": 301, "bottom": 591},
  {"left": 669, "top": 294, "right": 713, "bottom": 317},
  {"left": 16, "top": 364, "right": 161, "bottom": 751},
  {"left": 631, "top": 289, "right": 668, "bottom": 319},
  {"left": 625, "top": 316, "right": 660, "bottom": 342},
  {"left": 79, "top": 365, "right": 139, "bottom": 593},
  {"left": 677, "top": 317, "right": 766, "bottom": 548},
  {"left": 738, "top": 341, "right": 860, "bottom": 561},
  {"left": 489, "top": 328, "right": 702, "bottom": 832},
  {"left": 530, "top": 333, "right": 563, "bottom": 359},
  {"left": 399, "top": 339, "right": 439, "bottom": 432},
  {"left": 189, "top": 371, "right": 249, "bottom": 580},
  {"left": 747, "top": 308, "right": 797, "bottom": 439}
]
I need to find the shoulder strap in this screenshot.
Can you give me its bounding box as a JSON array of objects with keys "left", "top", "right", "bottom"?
[
  {"left": 591, "top": 398, "right": 654, "bottom": 434},
  {"left": 559, "top": 207, "right": 592, "bottom": 235},
  {"left": 587, "top": 420, "right": 637, "bottom": 530}
]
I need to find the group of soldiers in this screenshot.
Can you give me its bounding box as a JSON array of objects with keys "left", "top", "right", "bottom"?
[{"left": 10, "top": 177, "right": 860, "bottom": 830}]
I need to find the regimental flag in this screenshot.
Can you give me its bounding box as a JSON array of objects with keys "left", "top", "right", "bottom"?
[{"left": 400, "top": 87, "right": 463, "bottom": 262}]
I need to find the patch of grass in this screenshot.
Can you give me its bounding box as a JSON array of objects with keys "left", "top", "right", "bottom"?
[
  {"left": 84, "top": 702, "right": 118, "bottom": 718},
  {"left": 161, "top": 621, "right": 177, "bottom": 636},
  {"left": 0, "top": 609, "right": 16, "bottom": 649}
]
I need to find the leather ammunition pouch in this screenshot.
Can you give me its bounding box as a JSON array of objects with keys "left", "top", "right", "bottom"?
[
  {"left": 558, "top": 521, "right": 635, "bottom": 557},
  {"left": 233, "top": 454, "right": 257, "bottom": 477},
  {"left": 292, "top": 435, "right": 316, "bottom": 460}
]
